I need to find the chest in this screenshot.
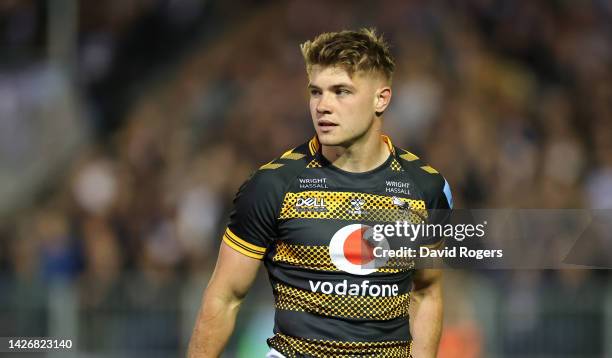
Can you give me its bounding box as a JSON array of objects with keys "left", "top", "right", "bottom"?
[{"left": 276, "top": 173, "right": 429, "bottom": 247}]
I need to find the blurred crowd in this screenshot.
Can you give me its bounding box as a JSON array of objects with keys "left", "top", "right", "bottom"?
[{"left": 1, "top": 0, "right": 612, "bottom": 356}]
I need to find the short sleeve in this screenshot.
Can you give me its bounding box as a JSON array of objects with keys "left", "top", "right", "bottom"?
[
  {"left": 223, "top": 172, "right": 281, "bottom": 260},
  {"left": 431, "top": 177, "right": 453, "bottom": 213},
  {"left": 421, "top": 177, "right": 453, "bottom": 248}
]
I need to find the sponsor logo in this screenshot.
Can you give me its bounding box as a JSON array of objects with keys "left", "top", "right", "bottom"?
[
  {"left": 329, "top": 224, "right": 389, "bottom": 275},
  {"left": 391, "top": 196, "right": 425, "bottom": 221},
  {"left": 308, "top": 279, "right": 399, "bottom": 297},
  {"left": 385, "top": 180, "right": 411, "bottom": 195},
  {"left": 295, "top": 196, "right": 327, "bottom": 212},
  {"left": 306, "top": 224, "right": 399, "bottom": 297},
  {"left": 348, "top": 198, "right": 367, "bottom": 215},
  {"left": 298, "top": 177, "right": 328, "bottom": 189},
  {"left": 391, "top": 196, "right": 411, "bottom": 213},
  {"left": 392, "top": 196, "right": 407, "bottom": 209}
]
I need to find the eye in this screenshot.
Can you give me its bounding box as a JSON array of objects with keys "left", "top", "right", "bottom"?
[
  {"left": 335, "top": 88, "right": 351, "bottom": 96},
  {"left": 309, "top": 88, "right": 321, "bottom": 96}
]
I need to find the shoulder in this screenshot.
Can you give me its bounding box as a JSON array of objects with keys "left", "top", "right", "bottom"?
[
  {"left": 240, "top": 141, "right": 312, "bottom": 195},
  {"left": 394, "top": 146, "right": 453, "bottom": 208}
]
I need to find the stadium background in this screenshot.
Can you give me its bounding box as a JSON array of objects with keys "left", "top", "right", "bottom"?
[{"left": 1, "top": 0, "right": 611, "bottom": 357}]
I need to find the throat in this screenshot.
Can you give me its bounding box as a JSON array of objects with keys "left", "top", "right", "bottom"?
[{"left": 322, "top": 140, "right": 391, "bottom": 173}]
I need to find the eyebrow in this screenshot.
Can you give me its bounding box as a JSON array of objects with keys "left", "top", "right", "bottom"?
[{"left": 307, "top": 83, "right": 356, "bottom": 91}]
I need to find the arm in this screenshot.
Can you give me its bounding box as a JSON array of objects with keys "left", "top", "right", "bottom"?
[
  {"left": 188, "top": 241, "right": 262, "bottom": 357},
  {"left": 409, "top": 269, "right": 443, "bottom": 358}
]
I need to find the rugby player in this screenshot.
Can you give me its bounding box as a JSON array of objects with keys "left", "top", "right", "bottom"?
[{"left": 188, "top": 28, "right": 453, "bottom": 358}]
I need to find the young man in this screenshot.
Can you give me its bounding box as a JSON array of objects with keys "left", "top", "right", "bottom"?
[{"left": 188, "top": 28, "right": 452, "bottom": 358}]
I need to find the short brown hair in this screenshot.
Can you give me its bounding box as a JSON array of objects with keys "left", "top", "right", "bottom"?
[{"left": 300, "top": 28, "right": 395, "bottom": 82}]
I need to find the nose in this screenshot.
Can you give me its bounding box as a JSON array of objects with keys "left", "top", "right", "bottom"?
[{"left": 316, "top": 93, "right": 332, "bottom": 115}]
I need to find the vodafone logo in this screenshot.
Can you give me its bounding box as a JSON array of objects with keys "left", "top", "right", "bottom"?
[{"left": 329, "top": 224, "right": 389, "bottom": 275}]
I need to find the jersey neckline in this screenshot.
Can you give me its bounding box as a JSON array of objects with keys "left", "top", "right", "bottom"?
[
  {"left": 317, "top": 152, "right": 395, "bottom": 176},
  {"left": 310, "top": 134, "right": 397, "bottom": 177}
]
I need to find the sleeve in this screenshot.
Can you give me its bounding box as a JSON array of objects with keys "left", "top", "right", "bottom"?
[
  {"left": 421, "top": 176, "right": 453, "bottom": 248},
  {"left": 222, "top": 172, "right": 281, "bottom": 260}
]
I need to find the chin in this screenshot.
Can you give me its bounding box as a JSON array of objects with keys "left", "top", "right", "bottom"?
[{"left": 317, "top": 132, "right": 344, "bottom": 146}]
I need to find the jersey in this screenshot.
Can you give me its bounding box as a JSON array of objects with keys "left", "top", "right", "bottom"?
[{"left": 223, "top": 135, "right": 453, "bottom": 358}]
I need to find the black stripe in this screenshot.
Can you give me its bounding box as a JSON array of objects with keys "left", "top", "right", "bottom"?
[
  {"left": 224, "top": 234, "right": 265, "bottom": 255},
  {"left": 224, "top": 234, "right": 264, "bottom": 254},
  {"left": 274, "top": 309, "right": 411, "bottom": 342}
]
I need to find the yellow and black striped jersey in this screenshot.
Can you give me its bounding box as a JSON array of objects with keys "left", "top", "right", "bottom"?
[{"left": 223, "top": 135, "right": 452, "bottom": 358}]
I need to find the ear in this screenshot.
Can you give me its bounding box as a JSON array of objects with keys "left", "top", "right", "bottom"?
[{"left": 375, "top": 86, "right": 392, "bottom": 117}]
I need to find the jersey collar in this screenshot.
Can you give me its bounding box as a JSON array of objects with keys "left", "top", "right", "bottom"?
[{"left": 308, "top": 134, "right": 396, "bottom": 156}]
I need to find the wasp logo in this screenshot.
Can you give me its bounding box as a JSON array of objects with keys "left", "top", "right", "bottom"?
[{"left": 391, "top": 196, "right": 404, "bottom": 207}]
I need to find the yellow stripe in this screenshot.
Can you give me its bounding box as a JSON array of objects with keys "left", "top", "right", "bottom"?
[
  {"left": 225, "top": 228, "right": 266, "bottom": 253},
  {"left": 420, "top": 165, "right": 439, "bottom": 174},
  {"left": 281, "top": 148, "right": 294, "bottom": 157},
  {"left": 312, "top": 136, "right": 319, "bottom": 152},
  {"left": 273, "top": 242, "right": 412, "bottom": 273},
  {"left": 274, "top": 283, "right": 411, "bottom": 320},
  {"left": 223, "top": 236, "right": 265, "bottom": 259},
  {"left": 308, "top": 139, "right": 316, "bottom": 155},
  {"left": 268, "top": 333, "right": 411, "bottom": 357},
  {"left": 281, "top": 152, "right": 305, "bottom": 160},
  {"left": 260, "top": 161, "right": 284, "bottom": 170},
  {"left": 400, "top": 151, "right": 420, "bottom": 161},
  {"left": 279, "top": 191, "right": 427, "bottom": 222},
  {"left": 381, "top": 135, "right": 395, "bottom": 155},
  {"left": 281, "top": 148, "right": 305, "bottom": 160}
]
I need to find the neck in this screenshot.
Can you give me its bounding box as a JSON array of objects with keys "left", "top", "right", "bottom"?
[{"left": 321, "top": 128, "right": 390, "bottom": 173}]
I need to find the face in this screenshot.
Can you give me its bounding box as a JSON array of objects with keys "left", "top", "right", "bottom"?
[{"left": 307, "top": 65, "right": 391, "bottom": 146}]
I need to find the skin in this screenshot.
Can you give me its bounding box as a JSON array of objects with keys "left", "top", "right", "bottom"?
[
  {"left": 188, "top": 65, "right": 443, "bottom": 358},
  {"left": 409, "top": 269, "right": 444, "bottom": 358},
  {"left": 187, "top": 243, "right": 260, "bottom": 358},
  {"left": 307, "top": 65, "right": 392, "bottom": 173}
]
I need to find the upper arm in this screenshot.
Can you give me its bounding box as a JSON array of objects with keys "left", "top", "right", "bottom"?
[
  {"left": 412, "top": 269, "right": 442, "bottom": 292},
  {"left": 206, "top": 241, "right": 262, "bottom": 301},
  {"left": 209, "top": 170, "right": 283, "bottom": 299}
]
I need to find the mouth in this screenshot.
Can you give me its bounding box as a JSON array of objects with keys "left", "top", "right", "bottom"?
[{"left": 317, "top": 120, "right": 338, "bottom": 128}]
